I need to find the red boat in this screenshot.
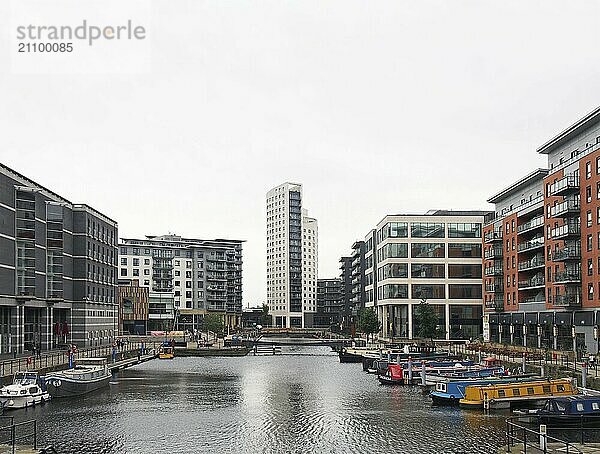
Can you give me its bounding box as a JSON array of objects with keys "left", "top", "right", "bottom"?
[{"left": 378, "top": 364, "right": 404, "bottom": 385}]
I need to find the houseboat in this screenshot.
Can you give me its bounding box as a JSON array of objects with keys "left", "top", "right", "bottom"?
[
  {"left": 430, "top": 376, "right": 539, "bottom": 405},
  {"left": 377, "top": 364, "right": 404, "bottom": 385},
  {"left": 459, "top": 378, "right": 577, "bottom": 410},
  {"left": 45, "top": 358, "right": 112, "bottom": 398},
  {"left": 159, "top": 345, "right": 175, "bottom": 359},
  {"left": 0, "top": 372, "right": 50, "bottom": 409},
  {"left": 532, "top": 396, "right": 600, "bottom": 425}
]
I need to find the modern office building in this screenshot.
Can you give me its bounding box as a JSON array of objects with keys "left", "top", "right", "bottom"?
[
  {"left": 314, "top": 278, "right": 343, "bottom": 328},
  {"left": 266, "top": 182, "right": 318, "bottom": 328},
  {"left": 0, "top": 163, "right": 118, "bottom": 353},
  {"left": 118, "top": 279, "right": 149, "bottom": 335},
  {"left": 118, "top": 235, "right": 243, "bottom": 332},
  {"left": 484, "top": 106, "right": 600, "bottom": 355},
  {"left": 364, "top": 210, "right": 487, "bottom": 341}
]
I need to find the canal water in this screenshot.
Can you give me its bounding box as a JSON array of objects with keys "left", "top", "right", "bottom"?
[{"left": 11, "top": 346, "right": 507, "bottom": 453}]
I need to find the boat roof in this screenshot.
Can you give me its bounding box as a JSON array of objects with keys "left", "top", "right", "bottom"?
[
  {"left": 77, "top": 358, "right": 107, "bottom": 365},
  {"left": 553, "top": 395, "right": 600, "bottom": 402}
]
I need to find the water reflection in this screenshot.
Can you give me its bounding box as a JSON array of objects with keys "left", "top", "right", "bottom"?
[{"left": 8, "top": 346, "right": 506, "bottom": 453}]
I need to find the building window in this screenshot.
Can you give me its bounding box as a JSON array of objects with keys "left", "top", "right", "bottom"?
[
  {"left": 133, "top": 258, "right": 139, "bottom": 266},
  {"left": 588, "top": 210, "right": 593, "bottom": 228},
  {"left": 411, "top": 264, "right": 445, "bottom": 279},
  {"left": 411, "top": 284, "right": 445, "bottom": 299},
  {"left": 120, "top": 268, "right": 127, "bottom": 276},
  {"left": 133, "top": 269, "right": 139, "bottom": 276},
  {"left": 410, "top": 223, "right": 445, "bottom": 238},
  {"left": 120, "top": 247, "right": 127, "bottom": 255},
  {"left": 411, "top": 243, "right": 445, "bottom": 258},
  {"left": 588, "top": 234, "right": 593, "bottom": 252},
  {"left": 447, "top": 223, "right": 481, "bottom": 238},
  {"left": 120, "top": 258, "right": 127, "bottom": 265},
  {"left": 586, "top": 161, "right": 592, "bottom": 179},
  {"left": 144, "top": 269, "right": 149, "bottom": 275},
  {"left": 144, "top": 258, "right": 150, "bottom": 265},
  {"left": 588, "top": 283, "right": 594, "bottom": 300},
  {"left": 597, "top": 157, "right": 600, "bottom": 175},
  {"left": 380, "top": 222, "right": 408, "bottom": 239},
  {"left": 448, "top": 265, "right": 482, "bottom": 279},
  {"left": 448, "top": 243, "right": 481, "bottom": 258},
  {"left": 448, "top": 285, "right": 482, "bottom": 299},
  {"left": 589, "top": 259, "right": 593, "bottom": 276}
]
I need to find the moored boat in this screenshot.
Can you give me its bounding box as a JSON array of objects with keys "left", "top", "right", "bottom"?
[
  {"left": 377, "top": 364, "right": 404, "bottom": 385},
  {"left": 45, "top": 358, "right": 111, "bottom": 398},
  {"left": 0, "top": 371, "right": 50, "bottom": 410},
  {"left": 530, "top": 396, "right": 600, "bottom": 425},
  {"left": 159, "top": 345, "right": 175, "bottom": 359},
  {"left": 459, "top": 378, "right": 578, "bottom": 410}
]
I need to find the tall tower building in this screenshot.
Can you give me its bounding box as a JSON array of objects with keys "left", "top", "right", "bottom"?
[{"left": 266, "top": 183, "right": 318, "bottom": 328}]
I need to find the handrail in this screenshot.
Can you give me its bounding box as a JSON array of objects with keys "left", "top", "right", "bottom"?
[{"left": 505, "top": 417, "right": 583, "bottom": 453}]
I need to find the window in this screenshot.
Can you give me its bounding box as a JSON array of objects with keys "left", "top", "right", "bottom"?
[
  {"left": 174, "top": 260, "right": 180, "bottom": 266},
  {"left": 378, "top": 263, "right": 408, "bottom": 280},
  {"left": 380, "top": 222, "right": 408, "bottom": 239},
  {"left": 577, "top": 403, "right": 584, "bottom": 412},
  {"left": 448, "top": 284, "right": 482, "bottom": 299},
  {"left": 587, "top": 186, "right": 592, "bottom": 203},
  {"left": 587, "top": 161, "right": 592, "bottom": 179},
  {"left": 543, "top": 385, "right": 551, "bottom": 393},
  {"left": 133, "top": 258, "right": 139, "bottom": 266},
  {"left": 144, "top": 259, "right": 150, "bottom": 265},
  {"left": 120, "top": 268, "right": 127, "bottom": 276},
  {"left": 597, "top": 182, "right": 600, "bottom": 199},
  {"left": 448, "top": 243, "right": 481, "bottom": 258},
  {"left": 589, "top": 283, "right": 594, "bottom": 300},
  {"left": 587, "top": 210, "right": 593, "bottom": 227},
  {"left": 447, "top": 223, "right": 481, "bottom": 238},
  {"left": 144, "top": 279, "right": 149, "bottom": 285},
  {"left": 411, "top": 284, "right": 445, "bottom": 299},
  {"left": 411, "top": 264, "right": 445, "bottom": 279},
  {"left": 411, "top": 243, "right": 445, "bottom": 258},
  {"left": 498, "top": 390, "right": 506, "bottom": 397},
  {"left": 593, "top": 403, "right": 600, "bottom": 410},
  {"left": 589, "top": 259, "right": 593, "bottom": 276},
  {"left": 410, "top": 223, "right": 445, "bottom": 238},
  {"left": 120, "top": 258, "right": 127, "bottom": 265},
  {"left": 448, "top": 264, "right": 482, "bottom": 279},
  {"left": 133, "top": 269, "right": 139, "bottom": 276},
  {"left": 513, "top": 389, "right": 520, "bottom": 396},
  {"left": 144, "top": 269, "right": 149, "bottom": 275},
  {"left": 527, "top": 387, "right": 534, "bottom": 395},
  {"left": 557, "top": 384, "right": 565, "bottom": 392},
  {"left": 588, "top": 234, "right": 593, "bottom": 252},
  {"left": 120, "top": 247, "right": 127, "bottom": 255},
  {"left": 379, "top": 284, "right": 408, "bottom": 299},
  {"left": 378, "top": 243, "right": 408, "bottom": 260}
]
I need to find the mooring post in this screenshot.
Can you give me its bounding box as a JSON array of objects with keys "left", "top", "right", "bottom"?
[
  {"left": 539, "top": 424, "right": 546, "bottom": 452},
  {"left": 421, "top": 360, "right": 426, "bottom": 386},
  {"left": 582, "top": 362, "right": 587, "bottom": 389},
  {"left": 522, "top": 352, "right": 526, "bottom": 374},
  {"left": 408, "top": 356, "right": 413, "bottom": 383}
]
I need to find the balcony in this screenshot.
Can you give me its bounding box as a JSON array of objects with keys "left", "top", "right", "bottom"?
[
  {"left": 553, "top": 269, "right": 581, "bottom": 284},
  {"left": 550, "top": 199, "right": 580, "bottom": 218},
  {"left": 554, "top": 293, "right": 582, "bottom": 307},
  {"left": 551, "top": 222, "right": 581, "bottom": 240},
  {"left": 518, "top": 275, "right": 545, "bottom": 290},
  {"left": 485, "top": 281, "right": 503, "bottom": 293},
  {"left": 484, "top": 247, "right": 503, "bottom": 260},
  {"left": 518, "top": 255, "right": 545, "bottom": 272},
  {"left": 553, "top": 250, "right": 580, "bottom": 267},
  {"left": 549, "top": 175, "right": 580, "bottom": 197},
  {"left": 484, "top": 265, "right": 503, "bottom": 277},
  {"left": 517, "top": 237, "right": 544, "bottom": 253},
  {"left": 484, "top": 230, "right": 503, "bottom": 243},
  {"left": 517, "top": 216, "right": 544, "bottom": 235},
  {"left": 485, "top": 297, "right": 504, "bottom": 311},
  {"left": 521, "top": 295, "right": 545, "bottom": 304}
]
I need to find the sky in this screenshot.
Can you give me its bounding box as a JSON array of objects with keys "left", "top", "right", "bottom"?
[{"left": 2, "top": 0, "right": 600, "bottom": 306}]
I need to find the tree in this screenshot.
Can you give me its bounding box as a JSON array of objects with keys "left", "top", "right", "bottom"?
[
  {"left": 414, "top": 300, "right": 440, "bottom": 343},
  {"left": 261, "top": 303, "right": 271, "bottom": 327},
  {"left": 203, "top": 314, "right": 224, "bottom": 341},
  {"left": 357, "top": 308, "right": 380, "bottom": 342}
]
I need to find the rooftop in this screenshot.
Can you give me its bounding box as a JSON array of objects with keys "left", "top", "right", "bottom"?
[
  {"left": 487, "top": 168, "right": 548, "bottom": 204},
  {"left": 537, "top": 105, "right": 600, "bottom": 155}
]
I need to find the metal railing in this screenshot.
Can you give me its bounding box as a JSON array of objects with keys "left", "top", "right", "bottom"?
[
  {"left": 518, "top": 216, "right": 545, "bottom": 234},
  {"left": 0, "top": 419, "right": 37, "bottom": 454}
]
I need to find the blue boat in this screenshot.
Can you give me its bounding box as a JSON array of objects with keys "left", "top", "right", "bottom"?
[
  {"left": 534, "top": 396, "right": 600, "bottom": 425},
  {"left": 430, "top": 376, "right": 538, "bottom": 405}
]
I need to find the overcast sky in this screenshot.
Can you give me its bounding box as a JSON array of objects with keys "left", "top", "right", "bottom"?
[{"left": 2, "top": 1, "right": 600, "bottom": 306}]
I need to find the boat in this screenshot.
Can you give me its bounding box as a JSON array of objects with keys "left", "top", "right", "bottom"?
[
  {"left": 159, "top": 345, "right": 175, "bottom": 359},
  {"left": 459, "top": 378, "right": 578, "bottom": 410},
  {"left": 45, "top": 358, "right": 111, "bottom": 398},
  {"left": 0, "top": 371, "right": 50, "bottom": 409},
  {"left": 430, "top": 375, "right": 539, "bottom": 405},
  {"left": 530, "top": 396, "right": 600, "bottom": 425},
  {"left": 339, "top": 347, "right": 368, "bottom": 363},
  {"left": 377, "top": 364, "right": 404, "bottom": 385}
]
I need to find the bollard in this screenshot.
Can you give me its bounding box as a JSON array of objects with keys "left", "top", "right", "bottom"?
[
  {"left": 540, "top": 364, "right": 545, "bottom": 378},
  {"left": 387, "top": 351, "right": 391, "bottom": 363},
  {"left": 408, "top": 357, "right": 413, "bottom": 383},
  {"left": 522, "top": 353, "right": 526, "bottom": 374},
  {"left": 421, "top": 360, "right": 426, "bottom": 386},
  {"left": 539, "top": 424, "right": 547, "bottom": 451},
  {"left": 478, "top": 348, "right": 482, "bottom": 365},
  {"left": 582, "top": 362, "right": 587, "bottom": 389}
]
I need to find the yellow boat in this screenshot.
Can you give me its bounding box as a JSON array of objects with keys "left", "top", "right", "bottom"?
[
  {"left": 459, "top": 378, "right": 577, "bottom": 410},
  {"left": 158, "top": 346, "right": 175, "bottom": 360}
]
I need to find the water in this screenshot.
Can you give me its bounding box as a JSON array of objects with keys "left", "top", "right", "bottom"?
[{"left": 10, "top": 346, "right": 508, "bottom": 453}]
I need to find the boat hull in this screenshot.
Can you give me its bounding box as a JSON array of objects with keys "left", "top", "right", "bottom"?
[
  {"left": 339, "top": 352, "right": 363, "bottom": 363},
  {"left": 46, "top": 374, "right": 111, "bottom": 398},
  {"left": 377, "top": 375, "right": 403, "bottom": 386},
  {"left": 0, "top": 393, "right": 50, "bottom": 410}
]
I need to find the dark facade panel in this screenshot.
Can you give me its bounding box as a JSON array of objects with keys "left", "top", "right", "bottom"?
[
  {"left": 0, "top": 237, "right": 15, "bottom": 268},
  {"left": 0, "top": 268, "right": 14, "bottom": 295},
  {"left": 489, "top": 314, "right": 499, "bottom": 324},
  {"left": 555, "top": 312, "right": 572, "bottom": 326},
  {"left": 0, "top": 206, "right": 14, "bottom": 237},
  {"left": 512, "top": 312, "right": 524, "bottom": 325},
  {"left": 500, "top": 313, "right": 512, "bottom": 325},
  {"left": 539, "top": 312, "right": 554, "bottom": 325},
  {"left": 525, "top": 312, "right": 538, "bottom": 325},
  {"left": 574, "top": 311, "right": 594, "bottom": 326}
]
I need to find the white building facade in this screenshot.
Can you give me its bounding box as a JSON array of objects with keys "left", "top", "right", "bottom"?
[
  {"left": 365, "top": 211, "right": 487, "bottom": 341},
  {"left": 266, "top": 183, "right": 318, "bottom": 328}
]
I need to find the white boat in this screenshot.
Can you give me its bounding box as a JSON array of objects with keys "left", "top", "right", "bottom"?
[{"left": 0, "top": 371, "right": 50, "bottom": 410}]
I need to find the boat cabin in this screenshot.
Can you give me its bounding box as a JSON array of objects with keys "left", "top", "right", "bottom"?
[
  {"left": 540, "top": 396, "right": 600, "bottom": 416},
  {"left": 482, "top": 356, "right": 502, "bottom": 368}
]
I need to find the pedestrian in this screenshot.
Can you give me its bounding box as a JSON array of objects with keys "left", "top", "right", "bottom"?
[{"left": 36, "top": 343, "right": 42, "bottom": 360}]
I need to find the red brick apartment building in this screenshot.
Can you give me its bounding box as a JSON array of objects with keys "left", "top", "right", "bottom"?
[{"left": 484, "top": 107, "right": 600, "bottom": 356}]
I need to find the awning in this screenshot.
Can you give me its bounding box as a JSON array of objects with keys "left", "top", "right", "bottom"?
[
  {"left": 512, "top": 312, "right": 524, "bottom": 325},
  {"left": 574, "top": 311, "right": 594, "bottom": 326},
  {"left": 555, "top": 312, "right": 573, "bottom": 326},
  {"left": 525, "top": 312, "right": 538, "bottom": 325},
  {"left": 538, "top": 312, "right": 554, "bottom": 325}
]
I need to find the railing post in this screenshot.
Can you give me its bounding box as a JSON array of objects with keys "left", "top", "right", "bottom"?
[
  {"left": 523, "top": 427, "right": 527, "bottom": 454},
  {"left": 34, "top": 420, "right": 37, "bottom": 449}
]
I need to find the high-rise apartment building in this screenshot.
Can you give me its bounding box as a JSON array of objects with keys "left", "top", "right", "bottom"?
[
  {"left": 315, "top": 278, "right": 343, "bottom": 328},
  {"left": 266, "top": 183, "right": 318, "bottom": 328},
  {"left": 0, "top": 163, "right": 118, "bottom": 352},
  {"left": 364, "top": 211, "right": 487, "bottom": 340},
  {"left": 484, "top": 106, "right": 600, "bottom": 355},
  {"left": 119, "top": 235, "right": 243, "bottom": 332}
]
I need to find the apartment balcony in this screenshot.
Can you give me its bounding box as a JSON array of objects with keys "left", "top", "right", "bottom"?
[
  {"left": 517, "top": 255, "right": 545, "bottom": 272},
  {"left": 484, "top": 247, "right": 503, "bottom": 260},
  {"left": 550, "top": 199, "right": 580, "bottom": 218},
  {"left": 552, "top": 245, "right": 581, "bottom": 262},
  {"left": 485, "top": 296, "right": 504, "bottom": 311},
  {"left": 517, "top": 216, "right": 544, "bottom": 235},
  {"left": 485, "top": 282, "right": 503, "bottom": 293},
  {"left": 207, "top": 274, "right": 227, "bottom": 281},
  {"left": 554, "top": 293, "right": 582, "bottom": 307},
  {"left": 551, "top": 222, "right": 581, "bottom": 240},
  {"left": 484, "top": 265, "right": 503, "bottom": 277},
  {"left": 549, "top": 175, "right": 580, "bottom": 197},
  {"left": 517, "top": 237, "right": 544, "bottom": 253},
  {"left": 484, "top": 230, "right": 503, "bottom": 243},
  {"left": 208, "top": 255, "right": 226, "bottom": 262},
  {"left": 153, "top": 263, "right": 174, "bottom": 270},
  {"left": 518, "top": 275, "right": 545, "bottom": 290},
  {"left": 521, "top": 295, "right": 545, "bottom": 304},
  {"left": 553, "top": 269, "right": 581, "bottom": 284}
]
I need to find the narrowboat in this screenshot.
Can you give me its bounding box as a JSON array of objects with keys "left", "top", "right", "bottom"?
[
  {"left": 533, "top": 396, "right": 600, "bottom": 425},
  {"left": 430, "top": 376, "right": 539, "bottom": 405},
  {"left": 0, "top": 372, "right": 50, "bottom": 409},
  {"left": 459, "top": 378, "right": 577, "bottom": 410},
  {"left": 45, "top": 358, "right": 111, "bottom": 398},
  {"left": 377, "top": 364, "right": 404, "bottom": 385}
]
